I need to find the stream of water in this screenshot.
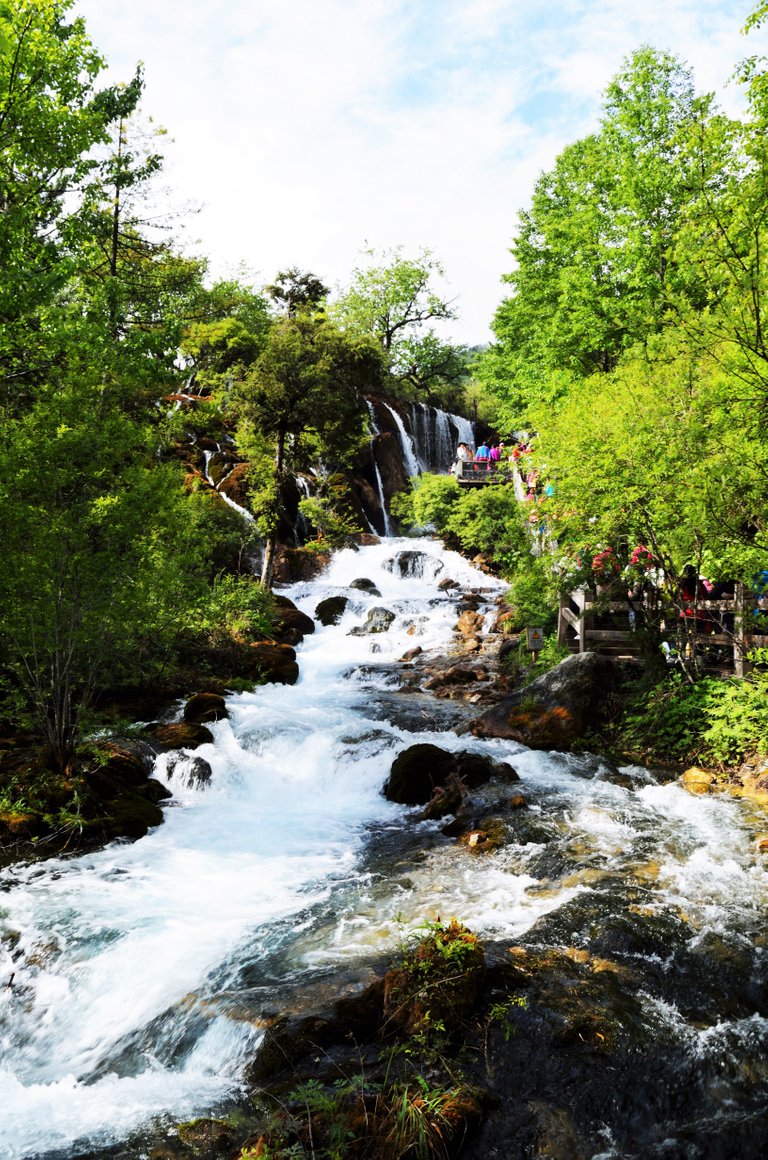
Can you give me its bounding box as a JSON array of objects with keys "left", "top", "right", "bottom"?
[{"left": 1, "top": 538, "right": 767, "bottom": 1158}]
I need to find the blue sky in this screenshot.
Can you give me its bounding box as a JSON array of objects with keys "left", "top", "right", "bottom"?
[{"left": 74, "top": 0, "right": 764, "bottom": 344}]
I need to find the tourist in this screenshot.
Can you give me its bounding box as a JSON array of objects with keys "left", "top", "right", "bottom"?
[
  {"left": 488, "top": 440, "right": 501, "bottom": 462},
  {"left": 451, "top": 442, "right": 472, "bottom": 477},
  {"left": 474, "top": 440, "right": 491, "bottom": 461}
]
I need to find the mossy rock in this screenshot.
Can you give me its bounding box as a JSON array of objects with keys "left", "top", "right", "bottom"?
[
  {"left": 383, "top": 919, "right": 486, "bottom": 1036},
  {"left": 148, "top": 722, "right": 215, "bottom": 750},
  {"left": 105, "top": 793, "right": 164, "bottom": 840},
  {"left": 183, "top": 692, "right": 229, "bottom": 725}
]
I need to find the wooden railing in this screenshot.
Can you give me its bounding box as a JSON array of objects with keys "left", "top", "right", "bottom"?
[
  {"left": 455, "top": 460, "right": 515, "bottom": 485},
  {"left": 557, "top": 584, "right": 768, "bottom": 675}
]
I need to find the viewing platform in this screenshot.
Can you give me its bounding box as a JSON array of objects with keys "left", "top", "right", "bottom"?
[{"left": 455, "top": 460, "right": 516, "bottom": 486}]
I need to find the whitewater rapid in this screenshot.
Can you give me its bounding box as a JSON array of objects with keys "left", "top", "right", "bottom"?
[{"left": 1, "top": 538, "right": 766, "bottom": 1158}]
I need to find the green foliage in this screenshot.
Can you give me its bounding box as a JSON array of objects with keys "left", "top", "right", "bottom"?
[
  {"left": 505, "top": 564, "right": 557, "bottom": 631},
  {"left": 391, "top": 473, "right": 460, "bottom": 530},
  {"left": 332, "top": 246, "right": 467, "bottom": 407},
  {"left": 444, "top": 485, "right": 529, "bottom": 571},
  {"left": 699, "top": 666, "right": 768, "bottom": 765},
  {"left": 487, "top": 995, "right": 528, "bottom": 1042},
  {"left": 384, "top": 1077, "right": 457, "bottom": 1160},
  {"left": 616, "top": 666, "right": 768, "bottom": 767},
  {"left": 190, "top": 574, "right": 274, "bottom": 643}
]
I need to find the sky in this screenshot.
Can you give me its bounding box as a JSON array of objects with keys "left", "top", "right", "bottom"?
[{"left": 74, "top": 0, "right": 764, "bottom": 346}]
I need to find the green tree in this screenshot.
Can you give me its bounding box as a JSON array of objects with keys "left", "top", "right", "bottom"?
[
  {"left": 237, "top": 312, "right": 386, "bottom": 585},
  {"left": 478, "top": 47, "right": 713, "bottom": 424},
  {"left": 0, "top": 0, "right": 139, "bottom": 334},
  {"left": 0, "top": 343, "right": 209, "bottom": 770},
  {"left": 332, "top": 246, "right": 466, "bottom": 405},
  {"left": 266, "top": 266, "right": 329, "bottom": 316}
]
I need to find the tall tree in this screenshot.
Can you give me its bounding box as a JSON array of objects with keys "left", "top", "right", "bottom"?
[
  {"left": 332, "top": 246, "right": 466, "bottom": 405},
  {"left": 479, "top": 47, "right": 713, "bottom": 424}
]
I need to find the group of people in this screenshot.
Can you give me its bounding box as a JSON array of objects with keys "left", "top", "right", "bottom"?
[{"left": 451, "top": 438, "right": 512, "bottom": 476}]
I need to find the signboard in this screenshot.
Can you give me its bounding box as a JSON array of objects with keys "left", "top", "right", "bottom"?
[{"left": 526, "top": 626, "right": 544, "bottom": 652}]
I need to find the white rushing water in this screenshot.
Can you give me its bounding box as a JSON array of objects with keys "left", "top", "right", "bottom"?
[
  {"left": 383, "top": 403, "right": 421, "bottom": 478},
  {"left": 1, "top": 538, "right": 767, "bottom": 1159}
]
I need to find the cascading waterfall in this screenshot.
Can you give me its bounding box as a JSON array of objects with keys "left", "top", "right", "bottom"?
[
  {"left": 408, "top": 403, "right": 475, "bottom": 473},
  {"left": 450, "top": 410, "right": 475, "bottom": 450},
  {"left": 1, "top": 538, "right": 767, "bottom": 1158},
  {"left": 382, "top": 402, "right": 421, "bottom": 479}
]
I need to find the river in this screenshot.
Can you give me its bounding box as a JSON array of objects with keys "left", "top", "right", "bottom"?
[{"left": 1, "top": 537, "right": 767, "bottom": 1158}]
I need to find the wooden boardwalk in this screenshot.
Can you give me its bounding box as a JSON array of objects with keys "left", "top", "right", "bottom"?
[{"left": 557, "top": 585, "right": 768, "bottom": 676}]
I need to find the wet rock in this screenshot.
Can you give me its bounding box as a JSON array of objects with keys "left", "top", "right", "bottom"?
[
  {"left": 183, "top": 692, "right": 229, "bottom": 725},
  {"left": 272, "top": 547, "right": 330, "bottom": 583},
  {"left": 272, "top": 597, "right": 315, "bottom": 644},
  {"left": 143, "top": 778, "right": 173, "bottom": 802},
  {"left": 93, "top": 742, "right": 153, "bottom": 787},
  {"left": 382, "top": 919, "right": 485, "bottom": 1036},
  {"left": 106, "top": 793, "right": 164, "bottom": 840},
  {"left": 470, "top": 652, "right": 620, "bottom": 750},
  {"left": 247, "top": 641, "right": 299, "bottom": 685},
  {"left": 314, "top": 595, "right": 349, "bottom": 625},
  {"left": 456, "top": 609, "right": 485, "bottom": 637},
  {"left": 424, "top": 665, "right": 483, "bottom": 690},
  {"left": 349, "top": 577, "right": 381, "bottom": 594},
  {"left": 384, "top": 743, "right": 518, "bottom": 805},
  {"left": 437, "top": 577, "right": 459, "bottom": 591},
  {"left": 383, "top": 550, "right": 443, "bottom": 579},
  {"left": 177, "top": 1118, "right": 240, "bottom": 1154},
  {"left": 147, "top": 722, "right": 214, "bottom": 751},
  {"left": 458, "top": 817, "right": 508, "bottom": 854},
  {"left": 399, "top": 645, "right": 423, "bottom": 662},
  {"left": 349, "top": 606, "right": 396, "bottom": 635},
  {"left": 164, "top": 754, "right": 213, "bottom": 787},
  {"left": 680, "top": 766, "right": 714, "bottom": 795},
  {"left": 421, "top": 771, "right": 466, "bottom": 820}
]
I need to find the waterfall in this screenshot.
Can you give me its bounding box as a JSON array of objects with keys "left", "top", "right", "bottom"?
[
  {"left": 382, "top": 402, "right": 421, "bottom": 478},
  {"left": 409, "top": 403, "right": 475, "bottom": 473},
  {"left": 1, "top": 539, "right": 767, "bottom": 1156},
  {"left": 450, "top": 410, "right": 475, "bottom": 450},
  {"left": 294, "top": 475, "right": 312, "bottom": 545},
  {"left": 365, "top": 402, "right": 394, "bottom": 536}
]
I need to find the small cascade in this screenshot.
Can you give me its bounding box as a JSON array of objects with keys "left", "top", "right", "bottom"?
[
  {"left": 202, "top": 448, "right": 255, "bottom": 524},
  {"left": 294, "top": 475, "right": 312, "bottom": 545},
  {"left": 383, "top": 402, "right": 421, "bottom": 478},
  {"left": 365, "top": 402, "right": 394, "bottom": 536},
  {"left": 450, "top": 410, "right": 475, "bottom": 450}
]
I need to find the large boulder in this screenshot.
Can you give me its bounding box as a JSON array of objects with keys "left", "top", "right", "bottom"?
[
  {"left": 383, "top": 550, "right": 443, "bottom": 580},
  {"left": 470, "top": 651, "right": 620, "bottom": 750},
  {"left": 148, "top": 722, "right": 214, "bottom": 751},
  {"left": 246, "top": 641, "right": 299, "bottom": 685},
  {"left": 315, "top": 595, "right": 349, "bottom": 625},
  {"left": 272, "top": 598, "right": 315, "bottom": 645},
  {"left": 384, "top": 743, "right": 518, "bottom": 805},
  {"left": 183, "top": 692, "right": 229, "bottom": 724}
]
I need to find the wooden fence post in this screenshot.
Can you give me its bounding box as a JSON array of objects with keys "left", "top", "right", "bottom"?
[{"left": 734, "top": 582, "right": 746, "bottom": 678}]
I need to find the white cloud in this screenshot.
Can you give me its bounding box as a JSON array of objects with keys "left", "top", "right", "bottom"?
[{"left": 74, "top": 0, "right": 765, "bottom": 344}]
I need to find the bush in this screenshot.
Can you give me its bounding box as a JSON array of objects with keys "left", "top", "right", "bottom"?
[
  {"left": 192, "top": 574, "right": 274, "bottom": 643},
  {"left": 618, "top": 663, "right": 768, "bottom": 767},
  {"left": 391, "top": 473, "right": 460, "bottom": 531}
]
